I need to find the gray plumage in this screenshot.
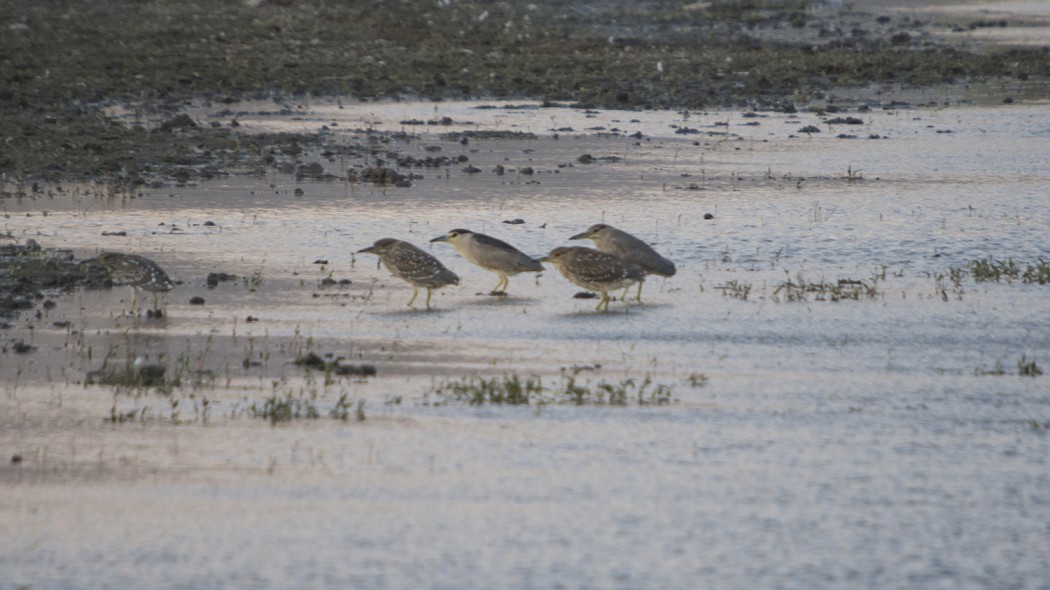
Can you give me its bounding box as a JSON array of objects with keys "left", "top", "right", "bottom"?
[
  {"left": 570, "top": 223, "right": 675, "bottom": 301},
  {"left": 358, "top": 238, "right": 459, "bottom": 308},
  {"left": 538, "top": 246, "right": 645, "bottom": 311},
  {"left": 430, "top": 228, "right": 543, "bottom": 294},
  {"left": 570, "top": 223, "right": 676, "bottom": 276}
]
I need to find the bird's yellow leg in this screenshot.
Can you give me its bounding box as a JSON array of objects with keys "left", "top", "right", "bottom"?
[
  {"left": 129, "top": 288, "right": 138, "bottom": 315},
  {"left": 596, "top": 291, "right": 610, "bottom": 311},
  {"left": 425, "top": 288, "right": 434, "bottom": 309},
  {"left": 635, "top": 280, "right": 644, "bottom": 303},
  {"left": 407, "top": 286, "right": 419, "bottom": 306},
  {"left": 490, "top": 273, "right": 508, "bottom": 294}
]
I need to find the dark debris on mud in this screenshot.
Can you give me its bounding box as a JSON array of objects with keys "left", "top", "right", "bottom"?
[
  {"left": 0, "top": 240, "right": 111, "bottom": 322},
  {"left": 1, "top": 0, "right": 1049, "bottom": 185}
]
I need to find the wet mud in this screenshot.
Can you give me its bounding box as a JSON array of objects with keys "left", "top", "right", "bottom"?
[
  {"left": 3, "top": 0, "right": 1050, "bottom": 185},
  {"left": 3, "top": 2, "right": 1050, "bottom": 588}
]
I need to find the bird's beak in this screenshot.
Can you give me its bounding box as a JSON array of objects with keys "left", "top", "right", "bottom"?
[
  {"left": 569, "top": 230, "right": 590, "bottom": 240},
  {"left": 536, "top": 255, "right": 551, "bottom": 263},
  {"left": 356, "top": 246, "right": 375, "bottom": 254},
  {"left": 429, "top": 235, "right": 449, "bottom": 243}
]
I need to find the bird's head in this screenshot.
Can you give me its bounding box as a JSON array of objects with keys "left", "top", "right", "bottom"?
[
  {"left": 357, "top": 238, "right": 399, "bottom": 254},
  {"left": 430, "top": 228, "right": 473, "bottom": 245},
  {"left": 537, "top": 246, "right": 574, "bottom": 265},
  {"left": 92, "top": 252, "right": 124, "bottom": 269},
  {"left": 569, "top": 223, "right": 611, "bottom": 241}
]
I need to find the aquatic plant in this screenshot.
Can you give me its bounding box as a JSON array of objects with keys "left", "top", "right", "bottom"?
[
  {"left": 772, "top": 272, "right": 879, "bottom": 302},
  {"left": 1022, "top": 259, "right": 1050, "bottom": 285},
  {"left": 431, "top": 374, "right": 542, "bottom": 406},
  {"left": 86, "top": 359, "right": 176, "bottom": 392},
  {"left": 329, "top": 394, "right": 367, "bottom": 421},
  {"left": 975, "top": 360, "right": 1007, "bottom": 376},
  {"left": 969, "top": 258, "right": 1020, "bottom": 282},
  {"left": 428, "top": 369, "right": 678, "bottom": 407},
  {"left": 1018, "top": 355, "right": 1042, "bottom": 377},
  {"left": 687, "top": 372, "right": 710, "bottom": 388},
  {"left": 716, "top": 280, "right": 752, "bottom": 300},
  {"left": 975, "top": 355, "right": 1042, "bottom": 377},
  {"left": 250, "top": 392, "right": 321, "bottom": 424},
  {"left": 106, "top": 404, "right": 144, "bottom": 424},
  {"left": 949, "top": 258, "right": 1050, "bottom": 285}
]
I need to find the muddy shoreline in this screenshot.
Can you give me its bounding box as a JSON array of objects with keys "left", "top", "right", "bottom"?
[
  {"left": 2, "top": 0, "right": 1049, "bottom": 187},
  {"left": 2, "top": 5, "right": 1049, "bottom": 584}
]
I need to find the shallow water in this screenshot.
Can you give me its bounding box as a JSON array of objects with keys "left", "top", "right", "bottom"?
[{"left": 3, "top": 99, "right": 1050, "bottom": 588}]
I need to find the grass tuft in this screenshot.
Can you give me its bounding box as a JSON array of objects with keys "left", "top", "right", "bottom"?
[
  {"left": 772, "top": 273, "right": 879, "bottom": 302},
  {"left": 428, "top": 369, "right": 678, "bottom": 407},
  {"left": 1018, "top": 355, "right": 1043, "bottom": 377},
  {"left": 250, "top": 393, "right": 320, "bottom": 424},
  {"left": 958, "top": 258, "right": 1050, "bottom": 284}
]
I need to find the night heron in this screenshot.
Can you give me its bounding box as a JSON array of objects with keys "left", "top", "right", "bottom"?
[
  {"left": 94, "top": 252, "right": 175, "bottom": 314},
  {"left": 357, "top": 238, "right": 459, "bottom": 309},
  {"left": 430, "top": 228, "right": 543, "bottom": 295},
  {"left": 570, "top": 223, "right": 676, "bottom": 302},
  {"left": 538, "top": 246, "right": 645, "bottom": 311}
]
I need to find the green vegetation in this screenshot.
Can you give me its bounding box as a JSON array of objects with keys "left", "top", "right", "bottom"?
[
  {"left": 432, "top": 374, "right": 543, "bottom": 406},
  {"left": 687, "top": 372, "right": 710, "bottom": 388},
  {"left": 249, "top": 393, "right": 321, "bottom": 424},
  {"left": 772, "top": 273, "right": 880, "bottom": 302},
  {"left": 717, "top": 280, "right": 752, "bottom": 301},
  {"left": 427, "top": 369, "right": 677, "bottom": 407},
  {"left": 1018, "top": 355, "right": 1043, "bottom": 377},
  {"left": 975, "top": 355, "right": 1042, "bottom": 377},
  {"left": 956, "top": 258, "right": 1050, "bottom": 284},
  {"left": 87, "top": 361, "right": 175, "bottom": 393}
]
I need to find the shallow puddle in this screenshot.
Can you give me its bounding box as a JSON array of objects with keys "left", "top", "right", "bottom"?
[{"left": 3, "top": 98, "right": 1049, "bottom": 588}]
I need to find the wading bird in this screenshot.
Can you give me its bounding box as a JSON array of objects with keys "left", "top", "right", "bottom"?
[
  {"left": 357, "top": 238, "right": 459, "bottom": 309},
  {"left": 538, "top": 246, "right": 644, "bottom": 311},
  {"left": 570, "top": 223, "right": 675, "bottom": 302},
  {"left": 430, "top": 228, "right": 543, "bottom": 295}
]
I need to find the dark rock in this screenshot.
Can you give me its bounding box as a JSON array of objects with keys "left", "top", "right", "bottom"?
[
  {"left": 159, "top": 114, "right": 197, "bottom": 132},
  {"left": 206, "top": 272, "right": 236, "bottom": 288}
]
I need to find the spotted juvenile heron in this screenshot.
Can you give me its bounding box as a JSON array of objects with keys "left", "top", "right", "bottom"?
[
  {"left": 430, "top": 228, "right": 543, "bottom": 295},
  {"left": 570, "top": 223, "right": 676, "bottom": 302},
  {"left": 357, "top": 238, "right": 459, "bottom": 309},
  {"left": 94, "top": 252, "right": 175, "bottom": 313},
  {"left": 538, "top": 246, "right": 645, "bottom": 311}
]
